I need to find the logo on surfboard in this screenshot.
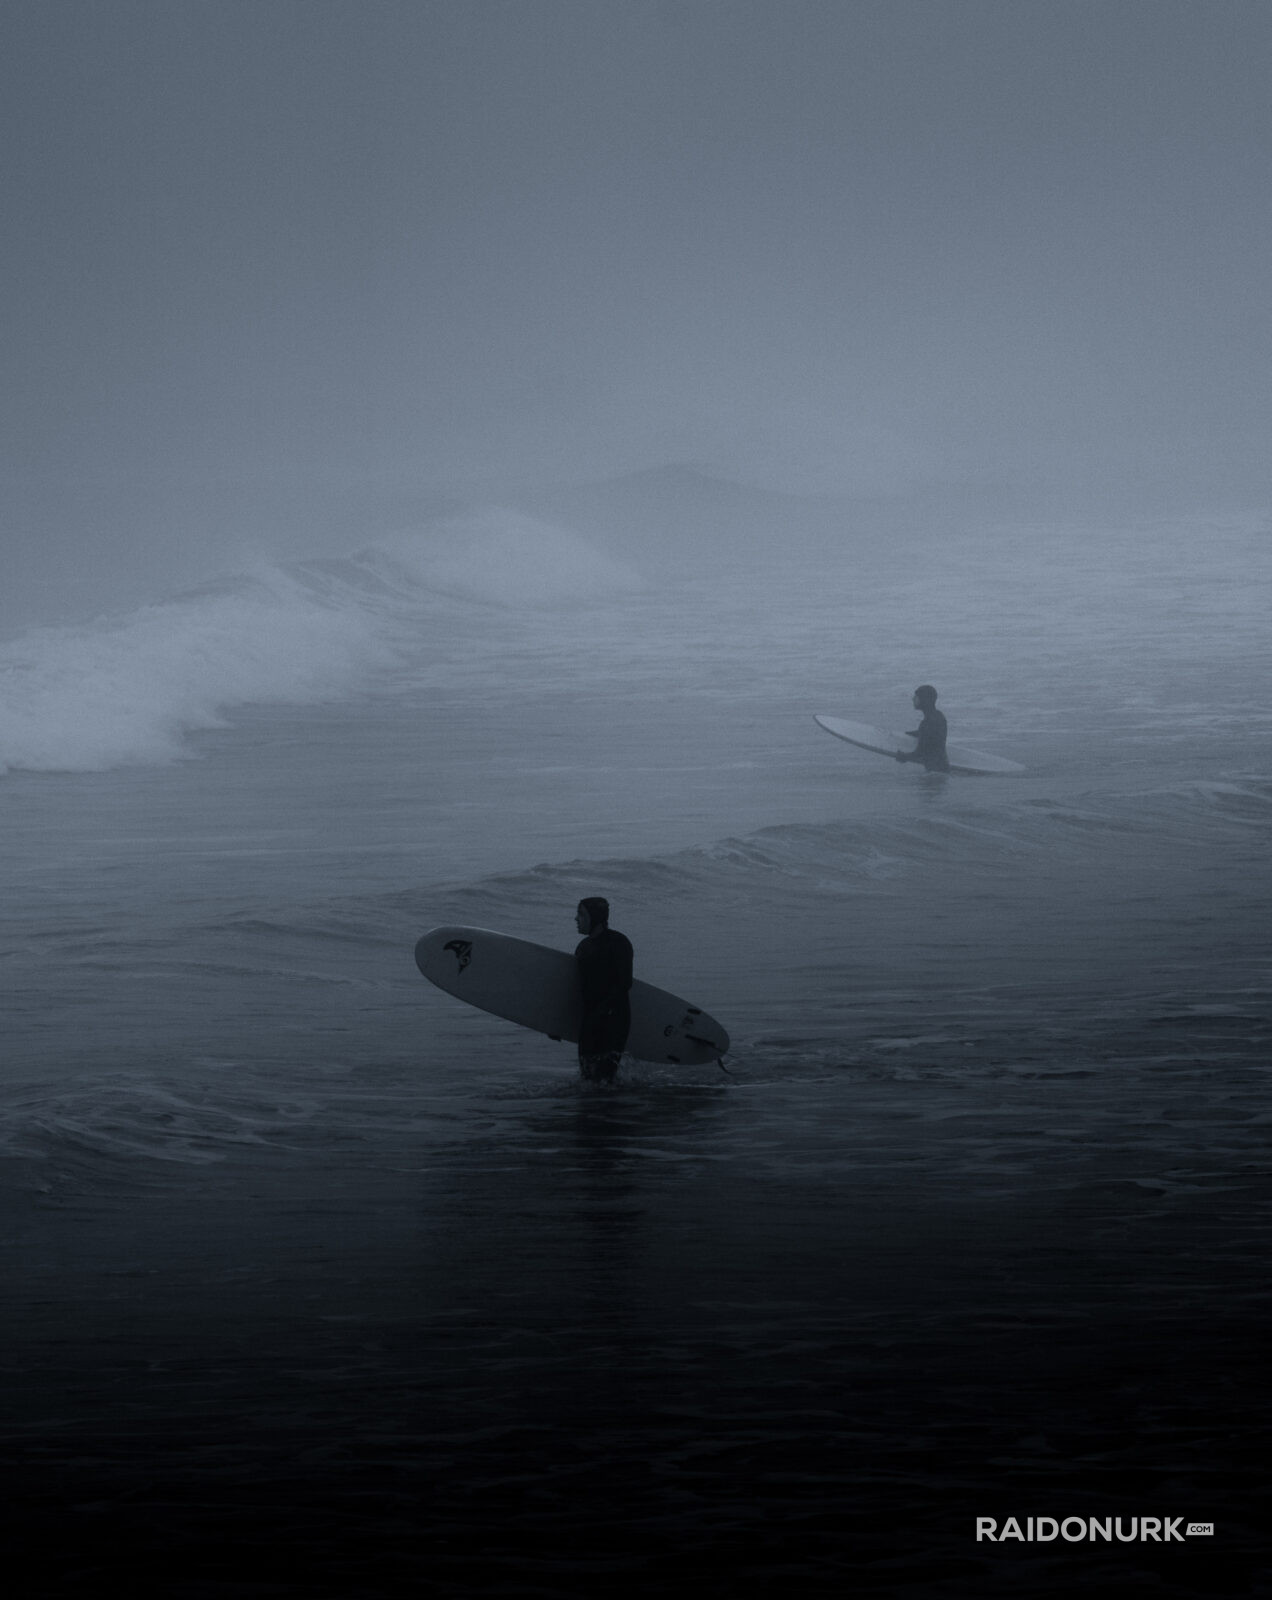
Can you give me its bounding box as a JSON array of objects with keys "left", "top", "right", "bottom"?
[{"left": 443, "top": 938, "right": 473, "bottom": 974}]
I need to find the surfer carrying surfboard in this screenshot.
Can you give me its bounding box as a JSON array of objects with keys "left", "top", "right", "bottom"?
[
  {"left": 895, "top": 685, "right": 950, "bottom": 773},
  {"left": 574, "top": 897, "right": 633, "bottom": 1082}
]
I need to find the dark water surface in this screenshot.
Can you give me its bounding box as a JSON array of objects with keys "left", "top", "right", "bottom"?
[
  {"left": 4, "top": 1037, "right": 1269, "bottom": 1597},
  {"left": 2, "top": 537, "right": 1270, "bottom": 1595},
  {"left": 2, "top": 1062, "right": 1272, "bottom": 1600}
]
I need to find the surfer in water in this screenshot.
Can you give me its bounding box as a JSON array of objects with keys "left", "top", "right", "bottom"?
[
  {"left": 896, "top": 685, "right": 950, "bottom": 773},
  {"left": 574, "top": 897, "right": 633, "bottom": 1082}
]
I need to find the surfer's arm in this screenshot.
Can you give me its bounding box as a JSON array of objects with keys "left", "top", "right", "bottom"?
[{"left": 899, "top": 720, "right": 943, "bottom": 763}]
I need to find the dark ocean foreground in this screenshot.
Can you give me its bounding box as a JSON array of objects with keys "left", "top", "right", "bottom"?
[{"left": 2, "top": 1017, "right": 1268, "bottom": 1598}]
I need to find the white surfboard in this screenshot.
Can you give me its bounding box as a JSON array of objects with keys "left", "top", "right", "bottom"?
[
  {"left": 414, "top": 925, "right": 730, "bottom": 1065},
  {"left": 814, "top": 714, "right": 1025, "bottom": 776}
]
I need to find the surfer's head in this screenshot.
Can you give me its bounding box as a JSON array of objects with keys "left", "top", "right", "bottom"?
[
  {"left": 913, "top": 684, "right": 938, "bottom": 709},
  {"left": 577, "top": 896, "right": 610, "bottom": 935}
]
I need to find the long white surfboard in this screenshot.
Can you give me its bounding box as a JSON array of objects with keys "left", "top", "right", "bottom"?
[
  {"left": 814, "top": 714, "right": 1025, "bottom": 776},
  {"left": 414, "top": 925, "right": 730, "bottom": 1065}
]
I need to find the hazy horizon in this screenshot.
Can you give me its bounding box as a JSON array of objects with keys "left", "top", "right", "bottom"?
[{"left": 3, "top": 0, "right": 1269, "bottom": 622}]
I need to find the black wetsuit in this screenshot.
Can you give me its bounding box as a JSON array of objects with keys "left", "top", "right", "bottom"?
[
  {"left": 575, "top": 926, "right": 633, "bottom": 1079},
  {"left": 905, "top": 709, "right": 950, "bottom": 772}
]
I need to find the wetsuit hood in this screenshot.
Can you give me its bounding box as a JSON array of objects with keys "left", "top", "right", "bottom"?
[{"left": 577, "top": 896, "right": 610, "bottom": 931}]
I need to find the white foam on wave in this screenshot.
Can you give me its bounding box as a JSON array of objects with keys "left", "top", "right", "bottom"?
[
  {"left": 0, "top": 510, "right": 645, "bottom": 775},
  {"left": 0, "top": 570, "right": 397, "bottom": 773}
]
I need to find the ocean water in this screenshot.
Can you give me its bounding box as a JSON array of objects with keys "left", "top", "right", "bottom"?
[{"left": 1, "top": 511, "right": 1269, "bottom": 1597}]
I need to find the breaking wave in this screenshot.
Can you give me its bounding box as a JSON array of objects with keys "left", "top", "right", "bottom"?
[{"left": 0, "top": 511, "right": 643, "bottom": 773}]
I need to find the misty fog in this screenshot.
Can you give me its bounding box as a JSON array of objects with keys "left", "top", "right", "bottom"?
[{"left": 2, "top": 0, "right": 1268, "bottom": 631}]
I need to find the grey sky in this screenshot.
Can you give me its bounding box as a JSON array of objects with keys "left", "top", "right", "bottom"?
[{"left": 2, "top": 0, "right": 1269, "bottom": 614}]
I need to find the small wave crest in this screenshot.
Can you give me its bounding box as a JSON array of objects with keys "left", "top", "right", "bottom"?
[{"left": 409, "top": 776, "right": 1272, "bottom": 926}]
